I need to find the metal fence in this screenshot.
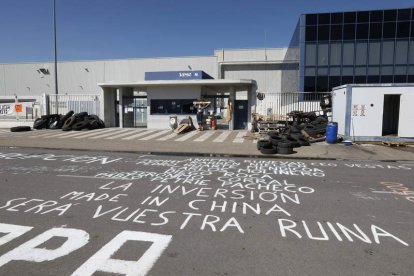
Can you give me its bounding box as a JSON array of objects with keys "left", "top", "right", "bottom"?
[
  {"left": 255, "top": 92, "right": 331, "bottom": 117},
  {"left": 48, "top": 94, "right": 101, "bottom": 116}
]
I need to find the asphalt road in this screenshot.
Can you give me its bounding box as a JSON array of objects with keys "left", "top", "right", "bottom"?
[{"left": 0, "top": 148, "right": 413, "bottom": 276}]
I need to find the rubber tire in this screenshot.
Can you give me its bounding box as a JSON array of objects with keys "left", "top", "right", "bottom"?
[
  {"left": 72, "top": 121, "right": 90, "bottom": 131},
  {"left": 10, "top": 126, "right": 31, "bottom": 132},
  {"left": 33, "top": 118, "right": 48, "bottom": 129},
  {"left": 270, "top": 137, "right": 283, "bottom": 146},
  {"left": 62, "top": 116, "right": 78, "bottom": 129},
  {"left": 296, "top": 137, "right": 310, "bottom": 146},
  {"left": 57, "top": 111, "right": 75, "bottom": 128},
  {"left": 284, "top": 137, "right": 301, "bottom": 148},
  {"left": 267, "top": 131, "right": 280, "bottom": 139},
  {"left": 74, "top": 112, "right": 88, "bottom": 119},
  {"left": 277, "top": 146, "right": 294, "bottom": 154},
  {"left": 277, "top": 141, "right": 294, "bottom": 148},
  {"left": 257, "top": 140, "right": 272, "bottom": 149},
  {"left": 260, "top": 147, "right": 278, "bottom": 154}
]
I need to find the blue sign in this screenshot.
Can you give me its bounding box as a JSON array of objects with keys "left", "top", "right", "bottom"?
[{"left": 145, "top": 70, "right": 213, "bottom": 81}]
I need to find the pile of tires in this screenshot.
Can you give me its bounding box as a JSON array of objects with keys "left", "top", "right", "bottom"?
[
  {"left": 33, "top": 111, "right": 105, "bottom": 131},
  {"left": 257, "top": 128, "right": 310, "bottom": 155}
]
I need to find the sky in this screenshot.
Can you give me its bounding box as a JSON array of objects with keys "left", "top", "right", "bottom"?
[{"left": 0, "top": 0, "right": 413, "bottom": 63}]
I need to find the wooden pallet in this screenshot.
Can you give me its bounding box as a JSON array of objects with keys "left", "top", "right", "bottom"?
[{"left": 381, "top": 141, "right": 407, "bottom": 147}]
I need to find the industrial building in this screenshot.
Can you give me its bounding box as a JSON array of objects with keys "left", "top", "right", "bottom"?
[{"left": 0, "top": 7, "right": 413, "bottom": 140}]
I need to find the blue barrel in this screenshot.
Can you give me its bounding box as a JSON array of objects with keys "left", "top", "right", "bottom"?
[{"left": 326, "top": 122, "right": 338, "bottom": 144}]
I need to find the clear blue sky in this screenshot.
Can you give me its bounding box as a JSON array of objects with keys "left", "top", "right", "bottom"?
[{"left": 0, "top": 0, "right": 412, "bottom": 63}]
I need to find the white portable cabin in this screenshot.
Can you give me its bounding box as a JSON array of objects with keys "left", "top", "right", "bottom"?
[{"left": 332, "top": 84, "right": 414, "bottom": 142}]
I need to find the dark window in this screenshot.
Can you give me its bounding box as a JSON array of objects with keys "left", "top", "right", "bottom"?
[
  {"left": 341, "top": 76, "right": 354, "bottom": 85},
  {"left": 397, "top": 9, "right": 411, "bottom": 21},
  {"left": 384, "top": 9, "right": 397, "bottom": 21},
  {"left": 383, "top": 22, "right": 396, "bottom": 38},
  {"left": 397, "top": 22, "right": 410, "bottom": 38},
  {"left": 356, "top": 24, "right": 369, "bottom": 39},
  {"left": 394, "top": 75, "right": 407, "bottom": 82},
  {"left": 304, "top": 76, "right": 316, "bottom": 92},
  {"left": 306, "top": 14, "right": 318, "bottom": 25},
  {"left": 305, "top": 26, "right": 317, "bottom": 41},
  {"left": 316, "top": 76, "right": 329, "bottom": 92},
  {"left": 329, "top": 76, "right": 341, "bottom": 90},
  {"left": 370, "top": 10, "right": 383, "bottom": 22},
  {"left": 357, "top": 11, "right": 369, "bottom": 23},
  {"left": 330, "top": 25, "right": 342, "bottom": 40},
  {"left": 354, "top": 76, "right": 367, "bottom": 84},
  {"left": 412, "top": 22, "right": 414, "bottom": 38},
  {"left": 408, "top": 75, "right": 414, "bottom": 82},
  {"left": 318, "top": 25, "right": 330, "bottom": 40},
  {"left": 370, "top": 23, "right": 382, "bottom": 39},
  {"left": 395, "top": 40, "right": 409, "bottom": 64},
  {"left": 344, "top": 12, "right": 356, "bottom": 23},
  {"left": 343, "top": 24, "right": 355, "bottom": 40},
  {"left": 367, "top": 76, "right": 380, "bottom": 83},
  {"left": 150, "top": 99, "right": 196, "bottom": 115},
  {"left": 381, "top": 75, "right": 393, "bottom": 83},
  {"left": 331, "top": 13, "right": 343, "bottom": 24},
  {"left": 318, "top": 13, "right": 330, "bottom": 25}
]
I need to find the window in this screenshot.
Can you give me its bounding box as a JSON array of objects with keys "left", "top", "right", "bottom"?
[
  {"left": 384, "top": 10, "right": 397, "bottom": 21},
  {"left": 397, "top": 9, "right": 411, "bottom": 21},
  {"left": 344, "top": 12, "right": 356, "bottom": 23},
  {"left": 383, "top": 22, "right": 396, "bottom": 38},
  {"left": 341, "top": 76, "right": 354, "bottom": 85},
  {"left": 395, "top": 40, "right": 408, "bottom": 64},
  {"left": 329, "top": 76, "right": 341, "bottom": 90},
  {"left": 411, "top": 22, "right": 414, "bottom": 38},
  {"left": 316, "top": 76, "right": 329, "bottom": 91},
  {"left": 410, "top": 41, "right": 414, "bottom": 64},
  {"left": 381, "top": 75, "right": 393, "bottom": 83},
  {"left": 370, "top": 23, "right": 382, "bottom": 39},
  {"left": 305, "top": 26, "right": 317, "bottom": 41},
  {"left": 368, "top": 42, "right": 381, "bottom": 65},
  {"left": 355, "top": 42, "right": 368, "bottom": 65},
  {"left": 317, "top": 43, "right": 329, "bottom": 66},
  {"left": 318, "top": 13, "right": 330, "bottom": 25},
  {"left": 150, "top": 99, "right": 196, "bottom": 115},
  {"left": 394, "top": 65, "right": 407, "bottom": 75},
  {"left": 330, "top": 25, "right": 342, "bottom": 40},
  {"left": 357, "top": 11, "right": 369, "bottom": 23},
  {"left": 342, "top": 43, "right": 355, "bottom": 65},
  {"left": 342, "top": 67, "right": 354, "bottom": 75},
  {"left": 368, "top": 66, "right": 380, "bottom": 75},
  {"left": 306, "top": 14, "right": 318, "bottom": 25},
  {"left": 318, "top": 25, "right": 330, "bottom": 40},
  {"left": 370, "top": 10, "right": 383, "bottom": 22},
  {"left": 304, "top": 76, "right": 316, "bottom": 92},
  {"left": 356, "top": 24, "right": 369, "bottom": 39},
  {"left": 343, "top": 24, "right": 355, "bottom": 40},
  {"left": 318, "top": 67, "right": 328, "bottom": 75},
  {"left": 382, "top": 41, "right": 395, "bottom": 64},
  {"left": 354, "top": 76, "right": 367, "bottom": 83},
  {"left": 331, "top": 13, "right": 343, "bottom": 24},
  {"left": 382, "top": 66, "right": 393, "bottom": 75},
  {"left": 330, "top": 43, "right": 342, "bottom": 66},
  {"left": 330, "top": 67, "right": 341, "bottom": 76},
  {"left": 305, "top": 67, "right": 316, "bottom": 76},
  {"left": 305, "top": 44, "right": 317, "bottom": 66},
  {"left": 397, "top": 22, "right": 410, "bottom": 38},
  {"left": 355, "top": 66, "right": 367, "bottom": 75},
  {"left": 367, "top": 76, "right": 380, "bottom": 83}
]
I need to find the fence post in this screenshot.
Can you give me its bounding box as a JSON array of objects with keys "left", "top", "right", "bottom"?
[{"left": 42, "top": 93, "right": 49, "bottom": 116}]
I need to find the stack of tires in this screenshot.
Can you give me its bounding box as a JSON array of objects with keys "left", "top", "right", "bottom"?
[
  {"left": 257, "top": 128, "right": 310, "bottom": 155},
  {"left": 33, "top": 111, "right": 105, "bottom": 131}
]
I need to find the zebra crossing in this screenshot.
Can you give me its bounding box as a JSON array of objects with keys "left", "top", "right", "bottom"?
[{"left": 0, "top": 127, "right": 255, "bottom": 144}]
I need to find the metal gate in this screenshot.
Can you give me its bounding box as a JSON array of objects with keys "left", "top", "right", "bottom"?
[{"left": 48, "top": 94, "right": 101, "bottom": 116}]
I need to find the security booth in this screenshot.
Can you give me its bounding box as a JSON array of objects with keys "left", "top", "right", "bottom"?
[
  {"left": 99, "top": 71, "right": 256, "bottom": 130},
  {"left": 332, "top": 84, "right": 414, "bottom": 142}
]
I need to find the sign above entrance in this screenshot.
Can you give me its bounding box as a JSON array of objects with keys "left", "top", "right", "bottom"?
[{"left": 145, "top": 70, "right": 213, "bottom": 81}]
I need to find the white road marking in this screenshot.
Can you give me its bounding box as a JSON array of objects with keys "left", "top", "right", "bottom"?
[
  {"left": 72, "top": 128, "right": 117, "bottom": 139},
  {"left": 233, "top": 131, "right": 247, "bottom": 143},
  {"left": 175, "top": 130, "right": 199, "bottom": 141},
  {"left": 157, "top": 132, "right": 177, "bottom": 141},
  {"left": 139, "top": 129, "right": 171, "bottom": 141},
  {"left": 89, "top": 129, "right": 131, "bottom": 139},
  {"left": 122, "top": 130, "right": 158, "bottom": 140},
  {"left": 105, "top": 129, "right": 144, "bottom": 140},
  {"left": 193, "top": 131, "right": 216, "bottom": 142},
  {"left": 213, "top": 131, "right": 231, "bottom": 143}
]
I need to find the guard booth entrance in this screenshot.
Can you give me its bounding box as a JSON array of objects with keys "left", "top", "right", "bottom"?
[{"left": 122, "top": 96, "right": 147, "bottom": 128}]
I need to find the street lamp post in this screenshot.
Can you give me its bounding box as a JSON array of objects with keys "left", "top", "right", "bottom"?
[{"left": 53, "top": 0, "right": 58, "bottom": 114}]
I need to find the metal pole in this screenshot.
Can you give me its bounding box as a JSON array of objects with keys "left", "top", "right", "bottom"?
[{"left": 53, "top": 0, "right": 58, "bottom": 114}]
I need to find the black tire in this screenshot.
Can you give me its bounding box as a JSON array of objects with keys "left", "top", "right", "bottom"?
[
  {"left": 270, "top": 136, "right": 283, "bottom": 146},
  {"left": 57, "top": 111, "right": 75, "bottom": 128},
  {"left": 97, "top": 119, "right": 105, "bottom": 128},
  {"left": 48, "top": 116, "right": 61, "bottom": 129},
  {"left": 290, "top": 126, "right": 301, "bottom": 133},
  {"left": 277, "top": 146, "right": 294, "bottom": 154},
  {"left": 284, "top": 136, "right": 301, "bottom": 148},
  {"left": 89, "top": 120, "right": 100, "bottom": 130},
  {"left": 85, "top": 115, "right": 100, "bottom": 121},
  {"left": 10, "top": 126, "right": 31, "bottom": 132},
  {"left": 62, "top": 116, "right": 78, "bottom": 129},
  {"left": 74, "top": 112, "right": 88, "bottom": 119},
  {"left": 296, "top": 137, "right": 310, "bottom": 146},
  {"left": 267, "top": 131, "right": 279, "bottom": 139},
  {"left": 257, "top": 140, "right": 272, "bottom": 149},
  {"left": 72, "top": 121, "right": 91, "bottom": 131},
  {"left": 260, "top": 147, "right": 278, "bottom": 154},
  {"left": 277, "top": 141, "right": 294, "bottom": 148},
  {"left": 33, "top": 118, "right": 48, "bottom": 129}
]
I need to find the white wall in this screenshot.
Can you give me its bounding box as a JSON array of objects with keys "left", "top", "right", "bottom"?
[
  {"left": 332, "top": 87, "right": 347, "bottom": 135},
  {"left": 147, "top": 86, "right": 201, "bottom": 129}
]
